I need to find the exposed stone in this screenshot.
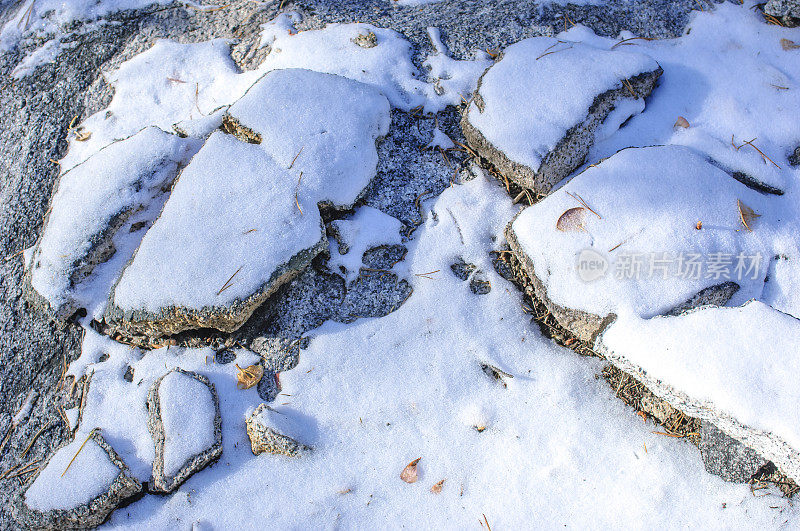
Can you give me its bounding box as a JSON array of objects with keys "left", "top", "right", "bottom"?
[
  {"left": 463, "top": 38, "right": 662, "bottom": 195},
  {"left": 147, "top": 369, "right": 222, "bottom": 493},
  {"left": 245, "top": 403, "right": 312, "bottom": 457},
  {"left": 352, "top": 31, "right": 378, "bottom": 48},
  {"left": 12, "top": 430, "right": 142, "bottom": 529},
  {"left": 699, "top": 420, "right": 769, "bottom": 483},
  {"left": 765, "top": 0, "right": 800, "bottom": 20},
  {"left": 450, "top": 257, "right": 491, "bottom": 294},
  {"left": 362, "top": 244, "right": 407, "bottom": 269}
]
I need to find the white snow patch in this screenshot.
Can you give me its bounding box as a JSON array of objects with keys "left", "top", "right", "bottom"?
[
  {"left": 25, "top": 436, "right": 120, "bottom": 511},
  {"left": 328, "top": 206, "right": 404, "bottom": 278},
  {"left": 159, "top": 371, "right": 217, "bottom": 479},
  {"left": 423, "top": 27, "right": 492, "bottom": 110}
]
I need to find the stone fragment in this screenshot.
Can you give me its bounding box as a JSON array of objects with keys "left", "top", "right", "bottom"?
[{"left": 246, "top": 403, "right": 311, "bottom": 457}]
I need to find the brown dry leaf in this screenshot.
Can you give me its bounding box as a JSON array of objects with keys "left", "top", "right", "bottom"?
[
  {"left": 74, "top": 131, "right": 92, "bottom": 142},
  {"left": 695, "top": 221, "right": 703, "bottom": 230},
  {"left": 781, "top": 38, "right": 800, "bottom": 51},
  {"left": 236, "top": 363, "right": 264, "bottom": 390},
  {"left": 556, "top": 207, "right": 586, "bottom": 232},
  {"left": 400, "top": 457, "right": 421, "bottom": 483},
  {"left": 737, "top": 199, "right": 761, "bottom": 232},
  {"left": 431, "top": 479, "right": 445, "bottom": 494},
  {"left": 674, "top": 116, "right": 690, "bottom": 129}
]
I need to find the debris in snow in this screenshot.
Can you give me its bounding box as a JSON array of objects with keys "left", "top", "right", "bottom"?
[
  {"left": 13, "top": 430, "right": 142, "bottom": 529},
  {"left": 236, "top": 363, "right": 264, "bottom": 390},
  {"left": 463, "top": 36, "right": 661, "bottom": 194},
  {"left": 245, "top": 403, "right": 312, "bottom": 457},
  {"left": 147, "top": 369, "right": 222, "bottom": 493}
]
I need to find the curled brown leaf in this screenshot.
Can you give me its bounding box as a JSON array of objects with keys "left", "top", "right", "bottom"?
[
  {"left": 556, "top": 207, "right": 586, "bottom": 232},
  {"left": 431, "top": 479, "right": 445, "bottom": 494},
  {"left": 737, "top": 199, "right": 760, "bottom": 232},
  {"left": 674, "top": 116, "right": 690, "bottom": 129},
  {"left": 781, "top": 38, "right": 799, "bottom": 51},
  {"left": 236, "top": 363, "right": 264, "bottom": 390},
  {"left": 400, "top": 457, "right": 421, "bottom": 483}
]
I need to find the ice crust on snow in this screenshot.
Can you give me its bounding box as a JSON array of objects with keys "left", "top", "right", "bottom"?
[
  {"left": 466, "top": 37, "right": 659, "bottom": 173},
  {"left": 158, "top": 371, "right": 217, "bottom": 479},
  {"left": 510, "top": 145, "right": 772, "bottom": 319},
  {"left": 24, "top": 437, "right": 120, "bottom": 511},
  {"left": 110, "top": 70, "right": 390, "bottom": 329},
  {"left": 29, "top": 126, "right": 195, "bottom": 318}
]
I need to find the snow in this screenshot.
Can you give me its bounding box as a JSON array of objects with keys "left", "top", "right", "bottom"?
[
  {"left": 12, "top": 390, "right": 36, "bottom": 426},
  {"left": 25, "top": 436, "right": 120, "bottom": 512},
  {"left": 426, "top": 126, "right": 456, "bottom": 151},
  {"left": 466, "top": 36, "right": 659, "bottom": 171},
  {"left": 423, "top": 27, "right": 492, "bottom": 109},
  {"left": 586, "top": 4, "right": 800, "bottom": 193},
  {"left": 158, "top": 371, "right": 217, "bottom": 479},
  {"left": 112, "top": 131, "right": 323, "bottom": 312},
  {"left": 105, "top": 171, "right": 800, "bottom": 529},
  {"left": 113, "top": 69, "right": 390, "bottom": 313},
  {"left": 226, "top": 69, "right": 391, "bottom": 208},
  {"left": 58, "top": 39, "right": 253, "bottom": 171},
  {"left": 328, "top": 206, "right": 405, "bottom": 279},
  {"left": 511, "top": 145, "right": 776, "bottom": 318},
  {"left": 600, "top": 301, "right": 800, "bottom": 449},
  {"left": 30, "top": 126, "right": 196, "bottom": 315}
]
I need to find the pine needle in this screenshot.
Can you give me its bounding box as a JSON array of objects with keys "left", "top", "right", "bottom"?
[
  {"left": 61, "top": 429, "right": 98, "bottom": 478},
  {"left": 217, "top": 266, "right": 243, "bottom": 295},
  {"left": 20, "top": 421, "right": 52, "bottom": 459}
]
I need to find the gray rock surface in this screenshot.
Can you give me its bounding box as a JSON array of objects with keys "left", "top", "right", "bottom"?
[
  {"left": 12, "top": 430, "right": 142, "bottom": 529},
  {"left": 146, "top": 369, "right": 222, "bottom": 493},
  {"left": 246, "top": 403, "right": 312, "bottom": 457},
  {"left": 765, "top": 0, "right": 800, "bottom": 19},
  {"left": 0, "top": 0, "right": 738, "bottom": 525},
  {"left": 699, "top": 420, "right": 768, "bottom": 483}
]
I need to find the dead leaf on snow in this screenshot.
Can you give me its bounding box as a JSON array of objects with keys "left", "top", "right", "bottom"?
[
  {"left": 431, "top": 479, "right": 445, "bottom": 494},
  {"left": 674, "top": 116, "right": 690, "bottom": 129},
  {"left": 781, "top": 38, "right": 800, "bottom": 51},
  {"left": 236, "top": 363, "right": 263, "bottom": 390},
  {"left": 737, "top": 199, "right": 761, "bottom": 232},
  {"left": 556, "top": 207, "right": 586, "bottom": 232},
  {"left": 74, "top": 130, "right": 92, "bottom": 142},
  {"left": 400, "top": 457, "right": 421, "bottom": 483}
]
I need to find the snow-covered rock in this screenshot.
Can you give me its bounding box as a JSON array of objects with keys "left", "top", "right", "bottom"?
[
  {"left": 147, "top": 369, "right": 222, "bottom": 493},
  {"left": 27, "top": 126, "right": 196, "bottom": 321},
  {"left": 105, "top": 69, "right": 391, "bottom": 337},
  {"left": 596, "top": 300, "right": 800, "bottom": 483},
  {"left": 462, "top": 37, "right": 661, "bottom": 195},
  {"left": 506, "top": 145, "right": 772, "bottom": 342},
  {"left": 245, "top": 403, "right": 312, "bottom": 457},
  {"left": 13, "top": 430, "right": 142, "bottom": 529}
]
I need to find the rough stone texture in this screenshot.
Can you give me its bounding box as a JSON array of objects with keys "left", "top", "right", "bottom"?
[
  {"left": 450, "top": 257, "right": 492, "bottom": 295},
  {"left": 0, "top": 0, "right": 734, "bottom": 525},
  {"left": 789, "top": 146, "right": 800, "bottom": 167},
  {"left": 699, "top": 420, "right": 769, "bottom": 483},
  {"left": 146, "top": 369, "right": 222, "bottom": 494},
  {"left": 362, "top": 244, "right": 407, "bottom": 270},
  {"left": 246, "top": 403, "right": 311, "bottom": 457},
  {"left": 11, "top": 430, "right": 143, "bottom": 529},
  {"left": 463, "top": 60, "right": 662, "bottom": 195},
  {"left": 765, "top": 0, "right": 800, "bottom": 19}
]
